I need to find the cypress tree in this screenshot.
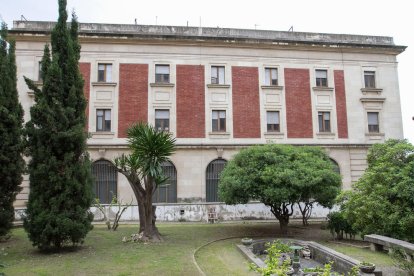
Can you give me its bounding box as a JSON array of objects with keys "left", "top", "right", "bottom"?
[
  {"left": 24, "top": 0, "right": 93, "bottom": 250},
  {"left": 0, "top": 23, "right": 25, "bottom": 237}
]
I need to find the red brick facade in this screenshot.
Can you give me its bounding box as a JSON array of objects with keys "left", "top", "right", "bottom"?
[
  {"left": 285, "top": 68, "right": 313, "bottom": 138},
  {"left": 232, "top": 66, "right": 261, "bottom": 138},
  {"left": 176, "top": 65, "right": 205, "bottom": 138},
  {"left": 79, "top": 62, "right": 90, "bottom": 130},
  {"left": 118, "top": 64, "right": 148, "bottom": 138},
  {"left": 334, "top": 70, "right": 349, "bottom": 138}
]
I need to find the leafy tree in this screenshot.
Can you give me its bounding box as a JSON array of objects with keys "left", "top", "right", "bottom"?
[
  {"left": 23, "top": 0, "right": 94, "bottom": 249},
  {"left": 219, "top": 144, "right": 341, "bottom": 234},
  {"left": 296, "top": 147, "right": 341, "bottom": 226},
  {"left": 115, "top": 123, "right": 175, "bottom": 242},
  {"left": 340, "top": 139, "right": 414, "bottom": 242},
  {"left": 0, "top": 23, "right": 25, "bottom": 237}
]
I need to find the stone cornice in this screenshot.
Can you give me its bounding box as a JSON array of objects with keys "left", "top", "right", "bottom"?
[{"left": 10, "top": 21, "right": 406, "bottom": 55}]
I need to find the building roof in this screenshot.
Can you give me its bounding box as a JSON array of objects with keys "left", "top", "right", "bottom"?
[{"left": 11, "top": 21, "right": 406, "bottom": 53}]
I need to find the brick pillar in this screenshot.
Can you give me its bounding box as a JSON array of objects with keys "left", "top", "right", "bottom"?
[
  {"left": 79, "top": 62, "right": 90, "bottom": 131},
  {"left": 118, "top": 64, "right": 148, "bottom": 138},
  {"left": 232, "top": 66, "right": 261, "bottom": 138},
  {"left": 334, "top": 70, "right": 349, "bottom": 138},
  {"left": 285, "top": 68, "right": 313, "bottom": 138},
  {"left": 176, "top": 65, "right": 205, "bottom": 138}
]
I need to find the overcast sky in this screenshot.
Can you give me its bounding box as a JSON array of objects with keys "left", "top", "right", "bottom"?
[{"left": 1, "top": 0, "right": 413, "bottom": 142}]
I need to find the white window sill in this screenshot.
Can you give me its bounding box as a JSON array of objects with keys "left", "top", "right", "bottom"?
[
  {"left": 207, "top": 84, "right": 231, "bottom": 88},
  {"left": 92, "top": 82, "right": 117, "bottom": 87},
  {"left": 365, "top": 132, "right": 385, "bottom": 136},
  {"left": 91, "top": 132, "right": 115, "bottom": 139},
  {"left": 316, "top": 132, "right": 336, "bottom": 138},
  {"left": 313, "top": 87, "right": 334, "bottom": 91},
  {"left": 361, "top": 88, "right": 383, "bottom": 95},
  {"left": 150, "top": 83, "right": 175, "bottom": 87},
  {"left": 261, "top": 85, "right": 283, "bottom": 90},
  {"left": 208, "top": 132, "right": 231, "bottom": 138},
  {"left": 264, "top": 132, "right": 284, "bottom": 139}
]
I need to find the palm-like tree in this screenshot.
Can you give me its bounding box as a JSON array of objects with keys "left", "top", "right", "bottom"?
[{"left": 115, "top": 123, "right": 175, "bottom": 242}]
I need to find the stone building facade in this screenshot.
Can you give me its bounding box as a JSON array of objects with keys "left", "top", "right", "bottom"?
[{"left": 10, "top": 21, "right": 405, "bottom": 221}]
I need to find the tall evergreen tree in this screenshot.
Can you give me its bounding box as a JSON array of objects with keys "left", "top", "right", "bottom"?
[
  {"left": 0, "top": 23, "right": 25, "bottom": 237},
  {"left": 24, "top": 0, "right": 94, "bottom": 250}
]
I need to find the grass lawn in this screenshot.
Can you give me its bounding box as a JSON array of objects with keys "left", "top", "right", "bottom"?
[{"left": 0, "top": 222, "right": 398, "bottom": 275}]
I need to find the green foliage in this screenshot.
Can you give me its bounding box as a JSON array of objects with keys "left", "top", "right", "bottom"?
[
  {"left": 127, "top": 122, "right": 176, "bottom": 178},
  {"left": 303, "top": 266, "right": 324, "bottom": 272},
  {"left": 250, "top": 241, "right": 292, "bottom": 276},
  {"left": 266, "top": 240, "right": 293, "bottom": 254},
  {"left": 219, "top": 144, "right": 341, "bottom": 232},
  {"left": 23, "top": 0, "right": 93, "bottom": 249},
  {"left": 327, "top": 211, "right": 356, "bottom": 240},
  {"left": 0, "top": 23, "right": 25, "bottom": 237},
  {"left": 340, "top": 139, "right": 414, "bottom": 242},
  {"left": 390, "top": 247, "right": 414, "bottom": 275}
]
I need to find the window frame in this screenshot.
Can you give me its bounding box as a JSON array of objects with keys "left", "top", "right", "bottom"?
[
  {"left": 155, "top": 109, "right": 170, "bottom": 132},
  {"left": 364, "top": 71, "right": 376, "bottom": 88},
  {"left": 212, "top": 110, "right": 226, "bottom": 132},
  {"left": 97, "top": 63, "right": 112, "bottom": 82},
  {"left": 264, "top": 68, "right": 278, "bottom": 86},
  {"left": 367, "top": 112, "right": 380, "bottom": 133},
  {"left": 315, "top": 69, "right": 328, "bottom": 87},
  {"left": 318, "top": 111, "right": 331, "bottom": 132},
  {"left": 211, "top": 66, "right": 225, "bottom": 85},
  {"left": 206, "top": 159, "right": 227, "bottom": 202},
  {"left": 155, "top": 64, "right": 170, "bottom": 83},
  {"left": 96, "top": 109, "right": 111, "bottom": 132},
  {"left": 92, "top": 160, "right": 118, "bottom": 204},
  {"left": 266, "top": 111, "right": 280, "bottom": 132},
  {"left": 38, "top": 61, "right": 43, "bottom": 82}
]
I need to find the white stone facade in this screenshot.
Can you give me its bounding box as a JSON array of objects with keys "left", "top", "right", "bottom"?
[{"left": 10, "top": 22, "right": 405, "bottom": 221}]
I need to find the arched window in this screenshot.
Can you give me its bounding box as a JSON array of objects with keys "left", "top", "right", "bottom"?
[
  {"left": 153, "top": 161, "right": 177, "bottom": 203},
  {"left": 330, "top": 158, "right": 340, "bottom": 175},
  {"left": 206, "top": 159, "right": 227, "bottom": 202},
  {"left": 92, "top": 160, "right": 118, "bottom": 204}
]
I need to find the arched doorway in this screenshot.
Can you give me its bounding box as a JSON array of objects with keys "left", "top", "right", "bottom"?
[
  {"left": 92, "top": 160, "right": 118, "bottom": 204},
  {"left": 206, "top": 159, "right": 227, "bottom": 202},
  {"left": 330, "top": 158, "right": 341, "bottom": 175},
  {"left": 153, "top": 161, "right": 177, "bottom": 203}
]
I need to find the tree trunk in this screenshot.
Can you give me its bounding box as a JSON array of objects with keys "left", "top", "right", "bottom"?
[
  {"left": 138, "top": 200, "right": 145, "bottom": 233},
  {"left": 270, "top": 202, "right": 294, "bottom": 235},
  {"left": 279, "top": 216, "right": 289, "bottom": 235},
  {"left": 298, "top": 202, "right": 313, "bottom": 226},
  {"left": 120, "top": 172, "right": 163, "bottom": 242}
]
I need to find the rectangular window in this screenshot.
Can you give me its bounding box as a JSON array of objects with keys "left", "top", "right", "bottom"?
[
  {"left": 211, "top": 66, "right": 225, "bottom": 84},
  {"left": 368, "top": 112, "right": 379, "bottom": 133},
  {"left": 98, "top": 63, "right": 112, "bottom": 82},
  {"left": 315, "top": 69, "right": 328, "bottom": 87},
  {"left": 155, "top": 109, "right": 170, "bottom": 132},
  {"left": 155, "top": 65, "right": 170, "bottom": 83},
  {"left": 265, "top": 68, "right": 278, "bottom": 85},
  {"left": 38, "top": 61, "right": 43, "bottom": 81},
  {"left": 267, "top": 111, "right": 280, "bottom": 132},
  {"left": 96, "top": 109, "right": 111, "bottom": 132},
  {"left": 364, "top": 71, "right": 376, "bottom": 88},
  {"left": 318, "top": 111, "right": 331, "bottom": 132},
  {"left": 212, "top": 110, "right": 226, "bottom": 132}
]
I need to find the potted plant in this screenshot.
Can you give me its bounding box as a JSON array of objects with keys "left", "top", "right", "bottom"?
[
  {"left": 359, "top": 261, "right": 376, "bottom": 273},
  {"left": 241, "top": 237, "right": 253, "bottom": 246}
]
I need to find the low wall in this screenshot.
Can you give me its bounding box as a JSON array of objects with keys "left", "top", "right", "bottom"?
[{"left": 14, "top": 202, "right": 332, "bottom": 222}]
